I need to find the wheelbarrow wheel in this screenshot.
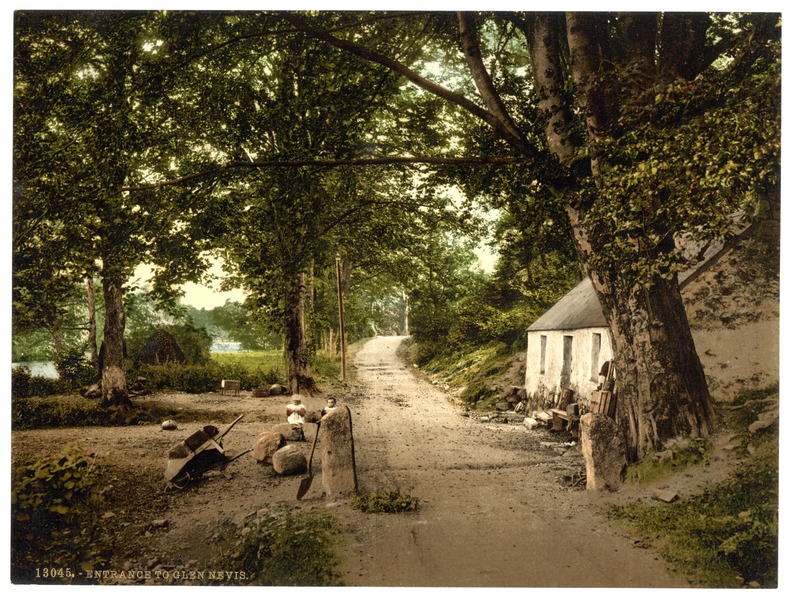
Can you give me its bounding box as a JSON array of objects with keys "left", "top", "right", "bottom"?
[{"left": 170, "top": 471, "right": 191, "bottom": 490}]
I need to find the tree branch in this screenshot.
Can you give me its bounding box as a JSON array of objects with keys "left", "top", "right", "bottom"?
[
  {"left": 566, "top": 12, "right": 613, "bottom": 142},
  {"left": 522, "top": 13, "right": 578, "bottom": 166},
  {"left": 122, "top": 156, "right": 522, "bottom": 192},
  {"left": 457, "top": 12, "right": 529, "bottom": 150},
  {"left": 276, "top": 11, "right": 537, "bottom": 156}
]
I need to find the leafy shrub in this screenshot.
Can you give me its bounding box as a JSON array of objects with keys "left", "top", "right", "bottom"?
[
  {"left": 12, "top": 366, "right": 31, "bottom": 397},
  {"left": 11, "top": 446, "right": 106, "bottom": 582},
  {"left": 134, "top": 359, "right": 284, "bottom": 394},
  {"left": 55, "top": 346, "right": 96, "bottom": 388},
  {"left": 12, "top": 366, "right": 70, "bottom": 398},
  {"left": 12, "top": 395, "right": 239, "bottom": 430},
  {"left": 352, "top": 490, "right": 419, "bottom": 514},
  {"left": 12, "top": 396, "right": 140, "bottom": 430},
  {"left": 221, "top": 510, "right": 342, "bottom": 585}
]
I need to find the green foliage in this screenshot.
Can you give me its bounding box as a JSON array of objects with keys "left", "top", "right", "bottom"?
[
  {"left": 222, "top": 509, "right": 343, "bottom": 586},
  {"left": 610, "top": 461, "right": 778, "bottom": 587},
  {"left": 351, "top": 490, "right": 420, "bottom": 514},
  {"left": 55, "top": 346, "right": 96, "bottom": 388},
  {"left": 211, "top": 350, "right": 285, "bottom": 375},
  {"left": 11, "top": 446, "right": 106, "bottom": 581},
  {"left": 11, "top": 366, "right": 70, "bottom": 398},
  {"left": 12, "top": 366, "right": 32, "bottom": 398},
  {"left": 12, "top": 328, "right": 57, "bottom": 362},
  {"left": 581, "top": 21, "right": 780, "bottom": 287},
  {"left": 414, "top": 341, "right": 512, "bottom": 409},
  {"left": 135, "top": 359, "right": 281, "bottom": 394},
  {"left": 201, "top": 301, "right": 282, "bottom": 351},
  {"left": 11, "top": 395, "right": 240, "bottom": 431}
]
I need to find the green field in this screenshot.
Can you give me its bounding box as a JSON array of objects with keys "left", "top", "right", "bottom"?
[
  {"left": 211, "top": 350, "right": 285, "bottom": 373},
  {"left": 211, "top": 349, "right": 343, "bottom": 383}
]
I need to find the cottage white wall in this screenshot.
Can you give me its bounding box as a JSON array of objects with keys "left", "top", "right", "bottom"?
[{"left": 524, "top": 327, "right": 614, "bottom": 407}]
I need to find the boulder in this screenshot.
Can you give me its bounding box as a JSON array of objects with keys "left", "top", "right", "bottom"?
[
  {"left": 272, "top": 445, "right": 307, "bottom": 475},
  {"left": 580, "top": 413, "right": 627, "bottom": 492},
  {"left": 270, "top": 423, "right": 305, "bottom": 442},
  {"left": 320, "top": 406, "right": 358, "bottom": 496},
  {"left": 534, "top": 411, "right": 552, "bottom": 423},
  {"left": 748, "top": 409, "right": 779, "bottom": 434},
  {"left": 251, "top": 431, "right": 285, "bottom": 463},
  {"left": 652, "top": 489, "right": 679, "bottom": 503},
  {"left": 522, "top": 417, "right": 540, "bottom": 430},
  {"left": 81, "top": 383, "right": 101, "bottom": 399},
  {"left": 268, "top": 383, "right": 289, "bottom": 396},
  {"left": 161, "top": 420, "right": 178, "bottom": 431}
]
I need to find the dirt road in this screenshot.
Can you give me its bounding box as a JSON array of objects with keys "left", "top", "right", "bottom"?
[
  {"left": 11, "top": 335, "right": 688, "bottom": 587},
  {"left": 329, "top": 336, "right": 686, "bottom": 587}
]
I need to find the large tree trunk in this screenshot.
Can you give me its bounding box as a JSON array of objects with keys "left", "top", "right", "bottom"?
[
  {"left": 284, "top": 272, "right": 317, "bottom": 395},
  {"left": 51, "top": 313, "right": 64, "bottom": 356},
  {"left": 593, "top": 268, "right": 715, "bottom": 460},
  {"left": 521, "top": 12, "right": 715, "bottom": 461},
  {"left": 100, "top": 277, "right": 131, "bottom": 407}
]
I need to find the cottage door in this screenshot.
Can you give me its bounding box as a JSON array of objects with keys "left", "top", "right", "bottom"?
[{"left": 560, "top": 335, "right": 573, "bottom": 389}]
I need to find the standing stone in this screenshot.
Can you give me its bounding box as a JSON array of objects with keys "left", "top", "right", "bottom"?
[
  {"left": 580, "top": 412, "right": 627, "bottom": 492},
  {"left": 320, "top": 405, "right": 358, "bottom": 497},
  {"left": 251, "top": 431, "right": 285, "bottom": 464},
  {"left": 272, "top": 445, "right": 307, "bottom": 475}
]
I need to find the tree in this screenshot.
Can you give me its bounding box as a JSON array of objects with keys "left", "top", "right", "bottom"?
[
  {"left": 172, "top": 14, "right": 473, "bottom": 393},
  {"left": 278, "top": 11, "right": 780, "bottom": 459},
  {"left": 14, "top": 12, "right": 219, "bottom": 405}
]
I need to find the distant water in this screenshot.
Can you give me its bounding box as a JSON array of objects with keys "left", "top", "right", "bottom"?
[
  {"left": 211, "top": 341, "right": 242, "bottom": 352},
  {"left": 12, "top": 361, "right": 58, "bottom": 379}
]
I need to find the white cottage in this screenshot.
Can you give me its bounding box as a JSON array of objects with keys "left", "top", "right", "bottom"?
[
  {"left": 524, "top": 216, "right": 752, "bottom": 409},
  {"left": 524, "top": 278, "right": 613, "bottom": 407}
]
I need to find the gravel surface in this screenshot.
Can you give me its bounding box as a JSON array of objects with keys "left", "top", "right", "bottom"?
[{"left": 11, "top": 336, "right": 690, "bottom": 587}]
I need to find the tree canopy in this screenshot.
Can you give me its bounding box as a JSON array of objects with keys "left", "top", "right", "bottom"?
[{"left": 13, "top": 11, "right": 780, "bottom": 457}]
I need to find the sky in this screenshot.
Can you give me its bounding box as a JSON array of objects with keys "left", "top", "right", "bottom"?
[{"left": 171, "top": 245, "right": 498, "bottom": 310}]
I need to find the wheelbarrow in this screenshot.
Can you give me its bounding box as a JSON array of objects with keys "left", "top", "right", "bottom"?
[{"left": 164, "top": 414, "right": 250, "bottom": 490}]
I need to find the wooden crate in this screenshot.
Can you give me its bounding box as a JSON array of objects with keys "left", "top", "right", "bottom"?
[{"left": 590, "top": 390, "right": 616, "bottom": 418}]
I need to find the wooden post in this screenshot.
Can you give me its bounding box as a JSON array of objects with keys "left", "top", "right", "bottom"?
[{"left": 335, "top": 256, "right": 347, "bottom": 381}]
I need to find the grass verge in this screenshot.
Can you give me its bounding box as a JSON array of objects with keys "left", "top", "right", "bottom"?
[
  {"left": 609, "top": 386, "right": 779, "bottom": 589},
  {"left": 405, "top": 340, "right": 512, "bottom": 409},
  {"left": 11, "top": 396, "right": 240, "bottom": 430},
  {"left": 219, "top": 508, "right": 343, "bottom": 585},
  {"left": 609, "top": 457, "right": 778, "bottom": 588}
]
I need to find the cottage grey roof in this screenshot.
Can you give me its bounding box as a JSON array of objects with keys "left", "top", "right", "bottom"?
[
  {"left": 527, "top": 277, "right": 607, "bottom": 331},
  {"left": 527, "top": 218, "right": 752, "bottom": 332}
]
